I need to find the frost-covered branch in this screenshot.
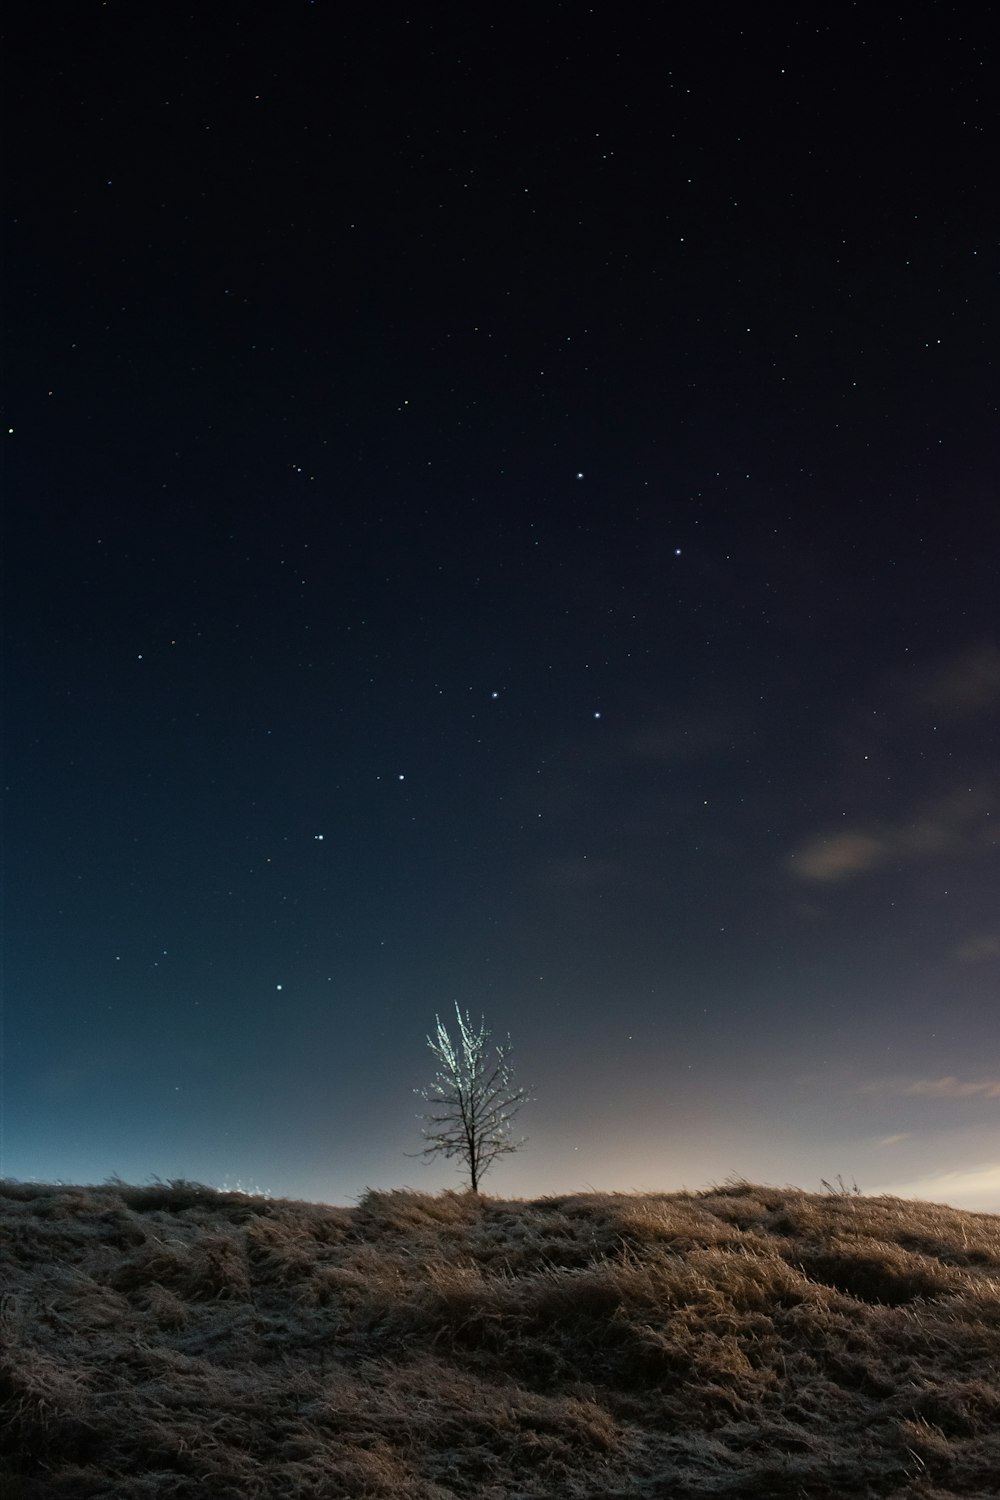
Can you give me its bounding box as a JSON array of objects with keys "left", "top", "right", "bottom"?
[{"left": 414, "top": 1005, "right": 531, "bottom": 1192}]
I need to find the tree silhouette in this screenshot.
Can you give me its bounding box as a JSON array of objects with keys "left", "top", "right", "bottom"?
[{"left": 415, "top": 1005, "right": 530, "bottom": 1192}]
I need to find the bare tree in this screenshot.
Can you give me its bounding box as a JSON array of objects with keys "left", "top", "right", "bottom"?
[{"left": 415, "top": 1005, "right": 530, "bottom": 1193}]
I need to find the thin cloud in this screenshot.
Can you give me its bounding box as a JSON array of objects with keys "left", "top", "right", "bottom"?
[
  {"left": 862, "top": 1076, "right": 1000, "bottom": 1100},
  {"left": 877, "top": 1133, "right": 912, "bottom": 1147},
  {"left": 917, "top": 642, "right": 1000, "bottom": 717},
  {"left": 791, "top": 832, "right": 886, "bottom": 882},
  {"left": 954, "top": 932, "right": 1000, "bottom": 964},
  {"left": 875, "top": 1162, "right": 1000, "bottom": 1214},
  {"left": 629, "top": 713, "right": 738, "bottom": 763},
  {"left": 789, "top": 782, "right": 997, "bottom": 883},
  {"left": 903, "top": 1077, "right": 1000, "bottom": 1100}
]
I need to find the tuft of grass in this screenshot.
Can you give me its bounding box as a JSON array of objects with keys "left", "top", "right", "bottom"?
[{"left": 1, "top": 1178, "right": 998, "bottom": 1497}]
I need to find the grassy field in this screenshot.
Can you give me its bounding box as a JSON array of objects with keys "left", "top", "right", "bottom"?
[{"left": 2, "top": 1178, "right": 998, "bottom": 1498}]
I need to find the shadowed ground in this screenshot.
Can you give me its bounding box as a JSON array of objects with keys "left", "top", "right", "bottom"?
[{"left": 2, "top": 1179, "right": 998, "bottom": 1497}]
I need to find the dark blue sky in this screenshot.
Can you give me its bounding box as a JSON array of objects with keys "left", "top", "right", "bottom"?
[{"left": 4, "top": 3, "right": 998, "bottom": 1210}]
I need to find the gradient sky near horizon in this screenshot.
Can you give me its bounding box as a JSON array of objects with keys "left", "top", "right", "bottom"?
[{"left": 4, "top": 5, "right": 998, "bottom": 1213}]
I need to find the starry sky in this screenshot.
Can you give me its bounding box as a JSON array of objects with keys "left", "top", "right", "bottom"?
[{"left": 4, "top": 5, "right": 998, "bottom": 1212}]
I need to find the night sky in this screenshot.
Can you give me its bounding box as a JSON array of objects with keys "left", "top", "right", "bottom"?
[{"left": 4, "top": 5, "right": 998, "bottom": 1212}]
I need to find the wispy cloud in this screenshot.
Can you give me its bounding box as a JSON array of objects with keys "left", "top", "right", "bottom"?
[
  {"left": 902, "top": 1077, "right": 1000, "bottom": 1100},
  {"left": 789, "top": 782, "right": 997, "bottom": 883},
  {"left": 954, "top": 932, "right": 1000, "bottom": 964},
  {"left": 917, "top": 642, "right": 1000, "bottom": 717},
  {"left": 628, "top": 711, "right": 738, "bottom": 763},
  {"left": 877, "top": 1133, "right": 912, "bottom": 1147},
  {"left": 875, "top": 1162, "right": 1000, "bottom": 1214},
  {"left": 791, "top": 832, "right": 885, "bottom": 882},
  {"left": 786, "top": 639, "right": 1000, "bottom": 886},
  {"left": 861, "top": 1076, "right": 1000, "bottom": 1100}
]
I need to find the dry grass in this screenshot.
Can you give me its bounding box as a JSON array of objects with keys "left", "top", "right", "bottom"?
[{"left": 2, "top": 1179, "right": 998, "bottom": 1497}]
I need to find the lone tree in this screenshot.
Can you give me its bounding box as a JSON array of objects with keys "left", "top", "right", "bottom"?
[{"left": 415, "top": 1005, "right": 530, "bottom": 1193}]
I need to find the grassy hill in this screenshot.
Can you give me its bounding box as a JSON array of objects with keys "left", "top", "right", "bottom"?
[{"left": 2, "top": 1179, "right": 998, "bottom": 1498}]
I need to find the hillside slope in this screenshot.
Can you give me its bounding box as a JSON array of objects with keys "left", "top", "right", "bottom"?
[{"left": 2, "top": 1179, "right": 999, "bottom": 1498}]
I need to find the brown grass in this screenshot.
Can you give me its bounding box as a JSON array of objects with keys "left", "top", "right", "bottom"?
[{"left": 1, "top": 1179, "right": 998, "bottom": 1497}]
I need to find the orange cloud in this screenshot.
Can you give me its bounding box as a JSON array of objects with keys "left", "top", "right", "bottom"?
[
  {"left": 789, "top": 783, "right": 997, "bottom": 883},
  {"left": 790, "top": 832, "right": 885, "bottom": 882}
]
